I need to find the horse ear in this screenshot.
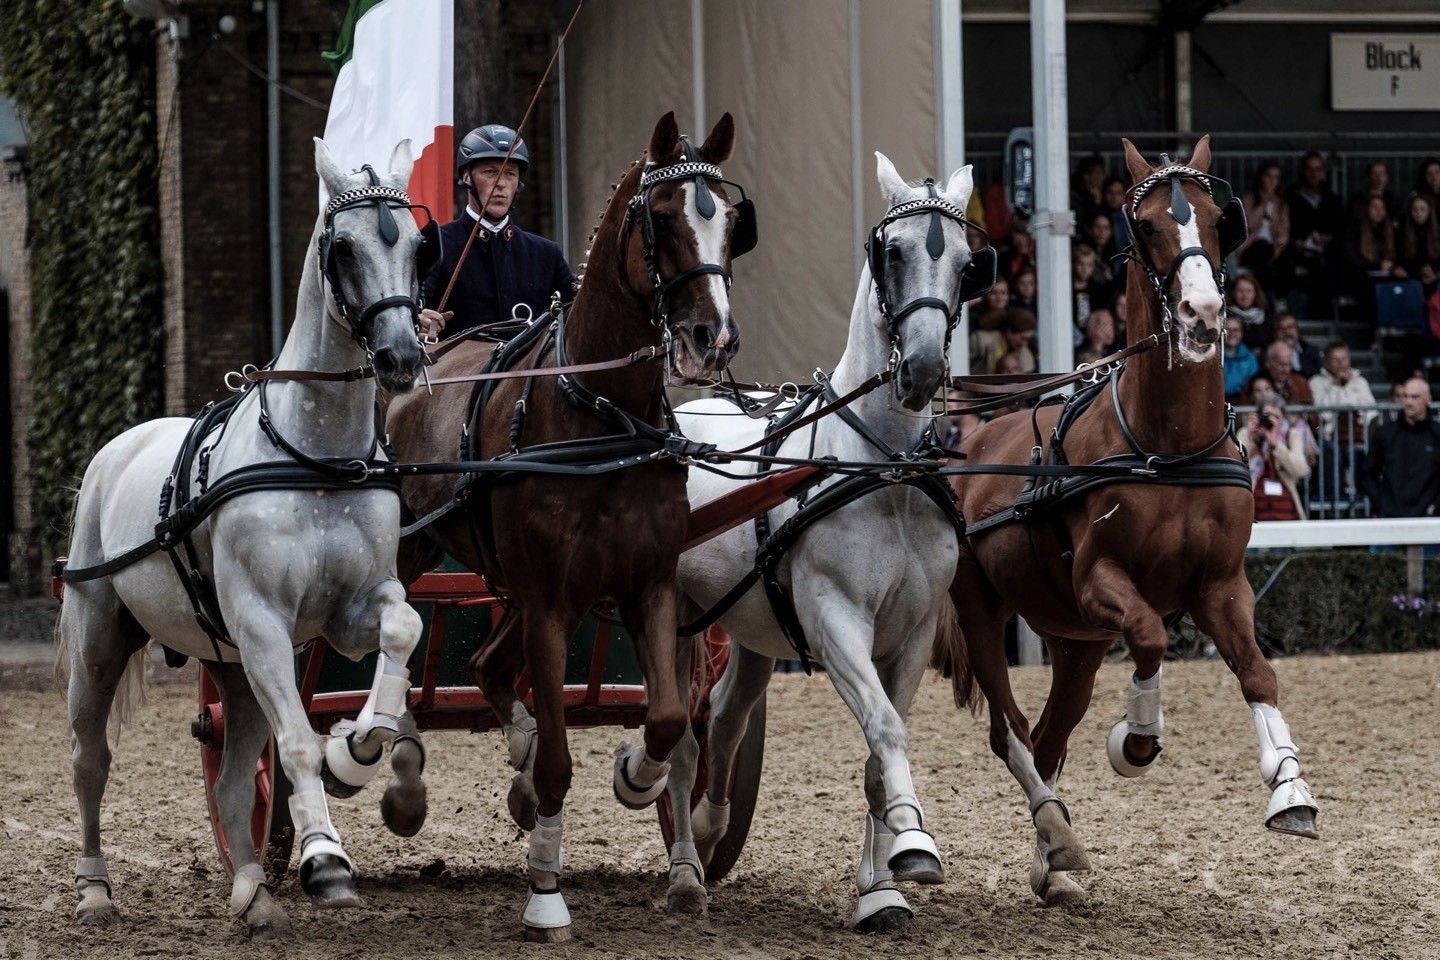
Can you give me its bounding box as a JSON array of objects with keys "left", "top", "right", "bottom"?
[
  {"left": 945, "top": 164, "right": 974, "bottom": 207},
  {"left": 698, "top": 112, "right": 735, "bottom": 165},
  {"left": 1121, "top": 138, "right": 1152, "bottom": 185},
  {"left": 315, "top": 137, "right": 348, "bottom": 195},
  {"left": 388, "top": 138, "right": 415, "bottom": 187},
  {"left": 1188, "top": 134, "right": 1212, "bottom": 173},
  {"left": 875, "top": 152, "right": 905, "bottom": 204},
  {"left": 648, "top": 112, "right": 680, "bottom": 163}
]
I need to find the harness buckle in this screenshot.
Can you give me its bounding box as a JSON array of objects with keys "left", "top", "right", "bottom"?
[{"left": 344, "top": 459, "right": 370, "bottom": 484}]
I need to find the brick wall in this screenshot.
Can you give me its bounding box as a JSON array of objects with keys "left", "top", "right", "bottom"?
[{"left": 0, "top": 151, "right": 38, "bottom": 594}]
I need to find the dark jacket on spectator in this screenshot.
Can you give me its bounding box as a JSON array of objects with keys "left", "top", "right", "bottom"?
[
  {"left": 1286, "top": 184, "right": 1346, "bottom": 253},
  {"left": 1361, "top": 414, "right": 1440, "bottom": 517}
]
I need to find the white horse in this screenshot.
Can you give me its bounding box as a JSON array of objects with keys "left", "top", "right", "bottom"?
[
  {"left": 56, "top": 140, "right": 429, "bottom": 939},
  {"left": 658, "top": 154, "right": 993, "bottom": 932}
]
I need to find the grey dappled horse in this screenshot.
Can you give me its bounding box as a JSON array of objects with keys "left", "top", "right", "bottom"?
[
  {"left": 57, "top": 140, "right": 428, "bottom": 939},
  {"left": 661, "top": 154, "right": 988, "bottom": 932}
]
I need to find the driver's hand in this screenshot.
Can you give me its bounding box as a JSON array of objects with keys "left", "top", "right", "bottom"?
[{"left": 419, "top": 308, "right": 452, "bottom": 341}]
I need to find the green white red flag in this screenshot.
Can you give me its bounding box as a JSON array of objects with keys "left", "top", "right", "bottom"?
[{"left": 322, "top": 0, "right": 454, "bottom": 223}]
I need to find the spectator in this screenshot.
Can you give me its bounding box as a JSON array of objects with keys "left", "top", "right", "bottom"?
[
  {"left": 1308, "top": 341, "right": 1378, "bottom": 504},
  {"left": 980, "top": 181, "right": 1013, "bottom": 246},
  {"left": 1009, "top": 267, "right": 1038, "bottom": 315},
  {"left": 1102, "top": 174, "right": 1130, "bottom": 246},
  {"left": 1349, "top": 160, "right": 1400, "bottom": 225},
  {"left": 1072, "top": 155, "right": 1107, "bottom": 228},
  {"left": 1110, "top": 289, "right": 1129, "bottom": 346},
  {"left": 1228, "top": 271, "right": 1273, "bottom": 352},
  {"left": 1396, "top": 193, "right": 1440, "bottom": 288},
  {"left": 1071, "top": 242, "right": 1110, "bottom": 337},
  {"left": 1084, "top": 209, "right": 1121, "bottom": 264},
  {"left": 1361, "top": 377, "right": 1440, "bottom": 517},
  {"left": 1342, "top": 195, "right": 1400, "bottom": 303},
  {"left": 1271, "top": 312, "right": 1323, "bottom": 379},
  {"left": 1237, "top": 161, "right": 1291, "bottom": 295},
  {"left": 1223, "top": 315, "right": 1260, "bottom": 400},
  {"left": 1243, "top": 372, "right": 1278, "bottom": 405},
  {"left": 1238, "top": 393, "right": 1313, "bottom": 521},
  {"left": 972, "top": 275, "right": 1012, "bottom": 331},
  {"left": 998, "top": 223, "right": 1036, "bottom": 284},
  {"left": 1076, "top": 308, "right": 1117, "bottom": 367},
  {"left": 1264, "top": 339, "right": 1317, "bottom": 407},
  {"left": 970, "top": 308, "right": 1037, "bottom": 375},
  {"left": 1413, "top": 158, "right": 1440, "bottom": 208},
  {"left": 1285, "top": 151, "right": 1345, "bottom": 319}
]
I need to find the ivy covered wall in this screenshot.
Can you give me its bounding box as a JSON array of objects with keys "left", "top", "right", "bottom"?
[{"left": 0, "top": 0, "right": 164, "bottom": 556}]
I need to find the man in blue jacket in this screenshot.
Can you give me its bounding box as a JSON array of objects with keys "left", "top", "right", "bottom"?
[{"left": 419, "top": 124, "right": 577, "bottom": 339}]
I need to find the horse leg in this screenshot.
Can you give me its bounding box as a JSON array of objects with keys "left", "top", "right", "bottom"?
[
  {"left": 470, "top": 611, "right": 538, "bottom": 830},
  {"left": 61, "top": 588, "right": 145, "bottom": 926},
  {"left": 696, "top": 641, "right": 774, "bottom": 868},
  {"left": 661, "top": 623, "right": 706, "bottom": 915},
  {"left": 1188, "top": 579, "right": 1319, "bottom": 839},
  {"left": 613, "top": 581, "right": 687, "bottom": 813},
  {"left": 234, "top": 611, "right": 363, "bottom": 911},
  {"left": 518, "top": 606, "right": 580, "bottom": 943},
  {"left": 210, "top": 662, "right": 294, "bottom": 940},
  {"left": 1026, "top": 636, "right": 1110, "bottom": 907}
]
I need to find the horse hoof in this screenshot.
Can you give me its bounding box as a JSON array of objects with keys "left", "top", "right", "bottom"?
[
  {"left": 507, "top": 773, "right": 538, "bottom": 832},
  {"left": 855, "top": 906, "right": 911, "bottom": 935},
  {"left": 247, "top": 916, "right": 295, "bottom": 941},
  {"left": 76, "top": 903, "right": 122, "bottom": 926},
  {"left": 301, "top": 854, "right": 364, "bottom": 910},
  {"left": 666, "top": 877, "right": 708, "bottom": 916},
  {"left": 1106, "top": 720, "right": 1162, "bottom": 779},
  {"left": 524, "top": 924, "right": 573, "bottom": 944},
  {"left": 888, "top": 849, "right": 945, "bottom": 885},
  {"left": 381, "top": 777, "right": 428, "bottom": 838},
  {"left": 1267, "top": 806, "right": 1320, "bottom": 840},
  {"left": 1039, "top": 873, "right": 1087, "bottom": 908},
  {"left": 320, "top": 762, "right": 366, "bottom": 800},
  {"left": 1047, "top": 843, "right": 1092, "bottom": 873}
]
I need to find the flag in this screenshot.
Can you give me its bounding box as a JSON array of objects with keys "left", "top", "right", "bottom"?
[{"left": 321, "top": 0, "right": 454, "bottom": 224}]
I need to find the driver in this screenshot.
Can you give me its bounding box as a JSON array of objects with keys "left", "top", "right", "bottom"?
[{"left": 419, "top": 124, "right": 578, "bottom": 340}]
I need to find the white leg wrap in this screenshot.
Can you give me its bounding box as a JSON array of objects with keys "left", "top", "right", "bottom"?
[
  {"left": 353, "top": 654, "right": 409, "bottom": 746},
  {"left": 289, "top": 787, "right": 334, "bottom": 834},
  {"left": 1125, "top": 668, "right": 1164, "bottom": 736},
  {"left": 325, "top": 720, "right": 385, "bottom": 788},
  {"left": 75, "top": 856, "right": 111, "bottom": 897},
  {"left": 856, "top": 812, "right": 895, "bottom": 894},
  {"left": 669, "top": 841, "right": 703, "bottom": 884},
  {"left": 612, "top": 742, "right": 670, "bottom": 808},
  {"left": 522, "top": 886, "right": 572, "bottom": 930},
  {"left": 1250, "top": 702, "right": 1301, "bottom": 787},
  {"left": 881, "top": 759, "right": 923, "bottom": 830},
  {"left": 851, "top": 888, "right": 911, "bottom": 930},
  {"left": 888, "top": 827, "right": 945, "bottom": 884},
  {"left": 692, "top": 795, "right": 730, "bottom": 865},
  {"left": 503, "top": 702, "right": 538, "bottom": 771},
  {"left": 228, "top": 863, "right": 268, "bottom": 918},
  {"left": 1106, "top": 718, "right": 1163, "bottom": 778},
  {"left": 527, "top": 807, "right": 565, "bottom": 877}
]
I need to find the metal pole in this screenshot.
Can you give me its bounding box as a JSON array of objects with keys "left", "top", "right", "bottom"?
[
  {"left": 936, "top": 0, "right": 968, "bottom": 375},
  {"left": 850, "top": 0, "right": 864, "bottom": 281},
  {"left": 691, "top": 0, "right": 706, "bottom": 136},
  {"left": 1030, "top": 0, "right": 1073, "bottom": 375},
  {"left": 1174, "top": 29, "right": 1192, "bottom": 143},
  {"left": 267, "top": 0, "right": 283, "bottom": 355},
  {"left": 555, "top": 39, "right": 569, "bottom": 258}
]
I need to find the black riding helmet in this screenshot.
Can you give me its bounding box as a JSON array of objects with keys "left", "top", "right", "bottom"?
[{"left": 456, "top": 123, "right": 529, "bottom": 179}]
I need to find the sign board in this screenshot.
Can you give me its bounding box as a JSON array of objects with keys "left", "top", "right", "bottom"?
[
  {"left": 1331, "top": 33, "right": 1440, "bottom": 111},
  {"left": 1004, "top": 127, "right": 1035, "bottom": 219}
]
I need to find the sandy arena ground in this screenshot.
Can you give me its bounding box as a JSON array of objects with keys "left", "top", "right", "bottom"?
[{"left": 2, "top": 651, "right": 1438, "bottom": 960}]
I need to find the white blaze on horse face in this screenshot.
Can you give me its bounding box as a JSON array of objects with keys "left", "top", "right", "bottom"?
[
  {"left": 682, "top": 181, "right": 733, "bottom": 350},
  {"left": 1174, "top": 213, "right": 1224, "bottom": 362}
]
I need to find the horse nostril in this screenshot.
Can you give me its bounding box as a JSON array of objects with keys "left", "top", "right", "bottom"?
[
  {"left": 692, "top": 324, "right": 714, "bottom": 356},
  {"left": 373, "top": 347, "right": 397, "bottom": 373}
]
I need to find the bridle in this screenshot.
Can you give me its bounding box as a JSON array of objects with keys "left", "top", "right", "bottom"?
[
  {"left": 318, "top": 165, "right": 440, "bottom": 353},
  {"left": 865, "top": 179, "right": 998, "bottom": 372},
  {"left": 621, "top": 137, "right": 756, "bottom": 329},
  {"left": 1121, "top": 158, "right": 1247, "bottom": 358}
]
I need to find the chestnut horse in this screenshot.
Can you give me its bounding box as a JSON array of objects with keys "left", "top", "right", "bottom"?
[
  {"left": 935, "top": 137, "right": 1320, "bottom": 907},
  {"left": 385, "top": 112, "right": 748, "bottom": 941}
]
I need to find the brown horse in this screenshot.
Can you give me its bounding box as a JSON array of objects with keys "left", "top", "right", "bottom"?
[
  {"left": 936, "top": 136, "right": 1319, "bottom": 907},
  {"left": 385, "top": 112, "right": 746, "bottom": 941}
]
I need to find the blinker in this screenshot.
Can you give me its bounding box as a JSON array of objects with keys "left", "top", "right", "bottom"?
[{"left": 924, "top": 179, "right": 944, "bottom": 261}]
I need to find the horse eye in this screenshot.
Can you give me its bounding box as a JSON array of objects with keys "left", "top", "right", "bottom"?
[
  {"left": 886, "top": 245, "right": 906, "bottom": 261},
  {"left": 1138, "top": 221, "right": 1156, "bottom": 237},
  {"left": 334, "top": 236, "right": 355, "bottom": 257}
]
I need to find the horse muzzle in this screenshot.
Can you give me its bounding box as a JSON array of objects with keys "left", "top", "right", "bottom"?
[{"left": 371, "top": 341, "right": 425, "bottom": 393}]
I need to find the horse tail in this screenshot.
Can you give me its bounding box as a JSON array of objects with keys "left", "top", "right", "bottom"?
[
  {"left": 53, "top": 604, "right": 150, "bottom": 746},
  {"left": 930, "top": 595, "right": 980, "bottom": 715}
]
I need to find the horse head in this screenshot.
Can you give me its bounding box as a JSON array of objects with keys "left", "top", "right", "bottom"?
[
  {"left": 871, "top": 153, "right": 993, "bottom": 411},
  {"left": 1122, "top": 136, "right": 1246, "bottom": 365},
  {"left": 622, "top": 111, "right": 749, "bottom": 378},
  {"left": 314, "top": 138, "right": 429, "bottom": 393}
]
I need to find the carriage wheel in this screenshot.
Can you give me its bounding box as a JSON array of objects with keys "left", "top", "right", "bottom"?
[
  {"left": 195, "top": 667, "right": 295, "bottom": 884},
  {"left": 657, "top": 626, "right": 766, "bottom": 883}
]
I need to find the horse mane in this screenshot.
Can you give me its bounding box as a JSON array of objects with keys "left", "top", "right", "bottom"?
[{"left": 576, "top": 157, "right": 643, "bottom": 289}]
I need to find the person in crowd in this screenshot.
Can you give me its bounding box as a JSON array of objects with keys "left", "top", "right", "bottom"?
[
  {"left": 420, "top": 123, "right": 577, "bottom": 339},
  {"left": 998, "top": 222, "right": 1036, "bottom": 284},
  {"left": 1223, "top": 314, "right": 1260, "bottom": 401},
  {"left": 1102, "top": 174, "right": 1130, "bottom": 245},
  {"left": 1075, "top": 308, "right": 1117, "bottom": 367},
  {"left": 1413, "top": 158, "right": 1440, "bottom": 207},
  {"left": 1109, "top": 289, "right": 1129, "bottom": 347},
  {"left": 1361, "top": 377, "right": 1440, "bottom": 517},
  {"left": 980, "top": 181, "right": 1013, "bottom": 247},
  {"left": 1009, "top": 267, "right": 1038, "bottom": 315},
  {"left": 1243, "top": 372, "right": 1277, "bottom": 406},
  {"left": 1396, "top": 193, "right": 1440, "bottom": 288},
  {"left": 1271, "top": 312, "right": 1323, "bottom": 378},
  {"left": 1237, "top": 161, "right": 1290, "bottom": 295},
  {"left": 1228, "top": 271, "right": 1273, "bottom": 352},
  {"left": 1285, "top": 151, "right": 1346, "bottom": 319},
  {"left": 972, "top": 275, "right": 1012, "bottom": 332},
  {"left": 1348, "top": 160, "right": 1400, "bottom": 225},
  {"left": 1264, "top": 339, "right": 1316, "bottom": 407},
  {"left": 970, "top": 308, "right": 1037, "bottom": 375},
  {"left": 1309, "top": 340, "right": 1378, "bottom": 504},
  {"left": 1343, "top": 194, "right": 1400, "bottom": 302},
  {"left": 1085, "top": 209, "right": 1121, "bottom": 265},
  {"left": 1071, "top": 242, "right": 1110, "bottom": 340},
  {"left": 1071, "top": 155, "right": 1107, "bottom": 228},
  {"left": 1238, "top": 393, "right": 1313, "bottom": 521}
]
